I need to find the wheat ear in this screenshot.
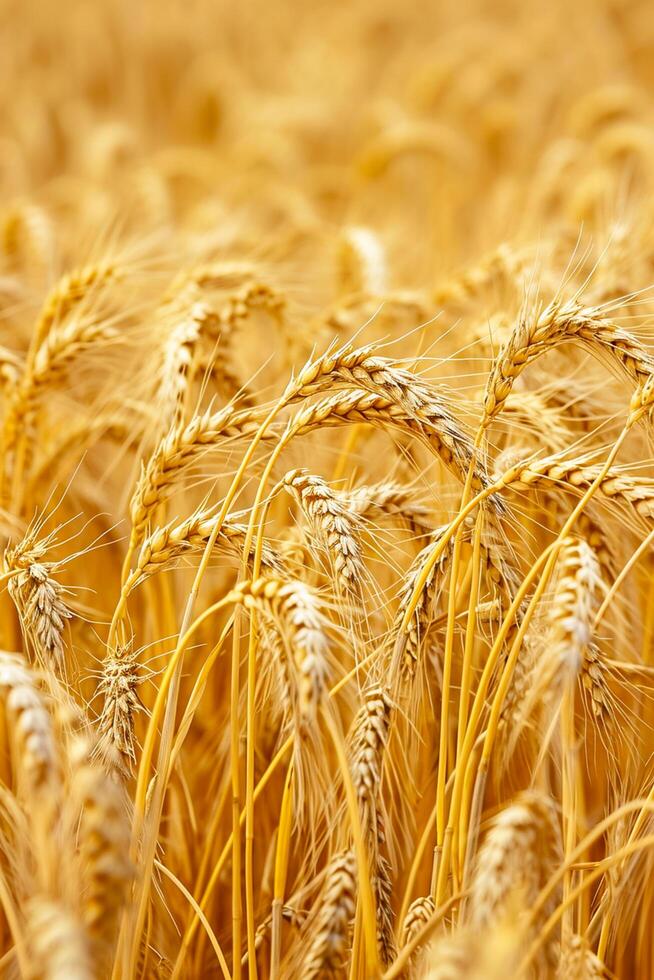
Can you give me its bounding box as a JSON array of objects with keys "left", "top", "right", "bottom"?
[
  {"left": 282, "top": 469, "right": 365, "bottom": 591},
  {"left": 302, "top": 850, "right": 357, "bottom": 980}
]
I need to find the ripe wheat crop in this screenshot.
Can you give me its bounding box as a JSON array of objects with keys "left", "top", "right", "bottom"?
[{"left": 3, "top": 0, "right": 654, "bottom": 976}]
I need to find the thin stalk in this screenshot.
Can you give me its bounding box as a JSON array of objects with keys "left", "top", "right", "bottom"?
[
  {"left": 323, "top": 709, "right": 380, "bottom": 979},
  {"left": 429, "top": 432, "right": 482, "bottom": 895},
  {"left": 561, "top": 683, "right": 577, "bottom": 939},
  {"left": 155, "top": 859, "right": 231, "bottom": 980},
  {"left": 434, "top": 540, "right": 561, "bottom": 902},
  {"left": 270, "top": 765, "right": 294, "bottom": 980},
  {"left": 452, "top": 510, "right": 483, "bottom": 881},
  {"left": 170, "top": 645, "right": 379, "bottom": 976},
  {"left": 448, "top": 426, "right": 631, "bottom": 895}
]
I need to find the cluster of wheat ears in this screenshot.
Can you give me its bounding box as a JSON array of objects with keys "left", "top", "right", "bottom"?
[{"left": 4, "top": 0, "right": 654, "bottom": 977}]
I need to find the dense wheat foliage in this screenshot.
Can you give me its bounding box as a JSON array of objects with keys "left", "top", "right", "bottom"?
[{"left": 5, "top": 0, "right": 654, "bottom": 976}]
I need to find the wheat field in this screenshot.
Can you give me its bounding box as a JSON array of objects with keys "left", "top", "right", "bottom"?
[{"left": 3, "top": 0, "right": 654, "bottom": 977}]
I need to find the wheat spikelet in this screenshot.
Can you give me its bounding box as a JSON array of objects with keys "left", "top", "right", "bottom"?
[
  {"left": 348, "top": 684, "right": 395, "bottom": 960},
  {"left": 345, "top": 480, "right": 432, "bottom": 536},
  {"left": 213, "top": 280, "right": 285, "bottom": 329},
  {"left": 505, "top": 539, "right": 603, "bottom": 751},
  {"left": 129, "top": 508, "right": 281, "bottom": 590},
  {"left": 392, "top": 531, "right": 453, "bottom": 682},
  {"left": 68, "top": 737, "right": 133, "bottom": 956},
  {"left": 630, "top": 371, "right": 654, "bottom": 423},
  {"left": 96, "top": 644, "right": 144, "bottom": 772},
  {"left": 232, "top": 577, "right": 330, "bottom": 723},
  {"left": 468, "top": 792, "right": 560, "bottom": 929},
  {"left": 0, "top": 344, "right": 23, "bottom": 388},
  {"left": 128, "top": 401, "right": 261, "bottom": 544},
  {"left": 498, "top": 629, "right": 538, "bottom": 737},
  {"left": 401, "top": 894, "right": 435, "bottom": 947},
  {"left": 575, "top": 511, "right": 616, "bottom": 578},
  {"left": 483, "top": 297, "right": 654, "bottom": 423},
  {"left": 0, "top": 651, "right": 56, "bottom": 790},
  {"left": 157, "top": 300, "right": 212, "bottom": 422},
  {"left": 433, "top": 242, "right": 527, "bottom": 308},
  {"left": 302, "top": 850, "right": 357, "bottom": 979},
  {"left": 478, "top": 517, "right": 520, "bottom": 603},
  {"left": 258, "top": 622, "right": 296, "bottom": 728},
  {"left": 373, "top": 851, "right": 395, "bottom": 966},
  {"left": 2, "top": 201, "right": 54, "bottom": 277},
  {"left": 580, "top": 642, "right": 612, "bottom": 722},
  {"left": 283, "top": 469, "right": 364, "bottom": 591},
  {"left": 558, "top": 935, "right": 607, "bottom": 978},
  {"left": 293, "top": 342, "right": 487, "bottom": 488},
  {"left": 499, "top": 453, "right": 654, "bottom": 524},
  {"left": 549, "top": 537, "right": 602, "bottom": 679},
  {"left": 337, "top": 226, "right": 387, "bottom": 295},
  {"left": 5, "top": 551, "right": 73, "bottom": 666},
  {"left": 31, "top": 317, "right": 118, "bottom": 387},
  {"left": 350, "top": 684, "right": 393, "bottom": 825},
  {"left": 165, "top": 260, "right": 259, "bottom": 298},
  {"left": 26, "top": 897, "right": 93, "bottom": 980},
  {"left": 290, "top": 389, "right": 502, "bottom": 514},
  {"left": 3, "top": 316, "right": 119, "bottom": 479},
  {"left": 496, "top": 388, "right": 573, "bottom": 453},
  {"left": 33, "top": 260, "right": 120, "bottom": 352}
]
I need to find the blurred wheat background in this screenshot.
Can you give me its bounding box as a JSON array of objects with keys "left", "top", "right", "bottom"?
[{"left": 3, "top": 0, "right": 654, "bottom": 977}]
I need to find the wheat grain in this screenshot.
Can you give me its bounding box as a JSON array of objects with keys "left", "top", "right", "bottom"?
[
  {"left": 350, "top": 684, "right": 393, "bottom": 820},
  {"left": 499, "top": 453, "right": 654, "bottom": 524},
  {"left": 392, "top": 531, "right": 453, "bottom": 682},
  {"left": 345, "top": 480, "right": 432, "bottom": 536},
  {"left": 293, "top": 342, "right": 487, "bottom": 488},
  {"left": 401, "top": 895, "right": 436, "bottom": 947},
  {"left": 549, "top": 537, "right": 602, "bottom": 679}
]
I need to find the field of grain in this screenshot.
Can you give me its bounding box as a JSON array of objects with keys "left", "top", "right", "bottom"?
[{"left": 3, "top": 0, "right": 654, "bottom": 977}]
